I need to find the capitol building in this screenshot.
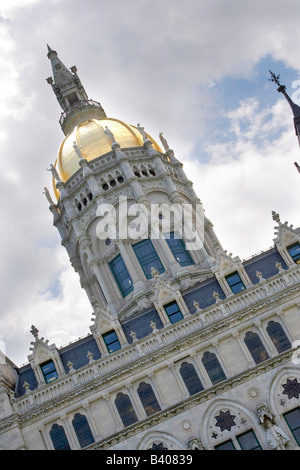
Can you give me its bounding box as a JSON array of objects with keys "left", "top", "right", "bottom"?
[{"left": 0, "top": 48, "right": 300, "bottom": 451}]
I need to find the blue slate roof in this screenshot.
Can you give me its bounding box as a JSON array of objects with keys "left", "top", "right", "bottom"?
[
  {"left": 243, "top": 247, "right": 287, "bottom": 284},
  {"left": 59, "top": 335, "right": 101, "bottom": 372},
  {"left": 183, "top": 276, "right": 226, "bottom": 314},
  {"left": 15, "top": 335, "right": 101, "bottom": 398},
  {"left": 15, "top": 364, "right": 38, "bottom": 398},
  {"left": 122, "top": 309, "right": 164, "bottom": 343}
]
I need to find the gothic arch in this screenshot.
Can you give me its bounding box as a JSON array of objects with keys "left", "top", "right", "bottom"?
[
  {"left": 201, "top": 398, "right": 265, "bottom": 450},
  {"left": 267, "top": 366, "right": 300, "bottom": 416},
  {"left": 136, "top": 430, "right": 186, "bottom": 450}
]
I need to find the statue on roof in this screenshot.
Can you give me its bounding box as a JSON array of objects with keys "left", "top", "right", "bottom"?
[
  {"left": 46, "top": 163, "right": 61, "bottom": 181},
  {"left": 43, "top": 187, "right": 54, "bottom": 205},
  {"left": 159, "top": 132, "right": 170, "bottom": 151},
  {"left": 103, "top": 126, "right": 116, "bottom": 143},
  {"left": 137, "top": 123, "right": 147, "bottom": 142}
]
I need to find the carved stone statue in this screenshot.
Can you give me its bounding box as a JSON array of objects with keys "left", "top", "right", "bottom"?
[
  {"left": 187, "top": 437, "right": 204, "bottom": 450},
  {"left": 103, "top": 126, "right": 116, "bottom": 143},
  {"left": 73, "top": 141, "right": 84, "bottom": 159},
  {"left": 43, "top": 187, "right": 54, "bottom": 205},
  {"left": 159, "top": 132, "right": 169, "bottom": 151},
  {"left": 257, "top": 405, "right": 290, "bottom": 450},
  {"left": 266, "top": 421, "right": 290, "bottom": 450},
  {"left": 46, "top": 164, "right": 61, "bottom": 181},
  {"left": 137, "top": 123, "right": 147, "bottom": 141}
]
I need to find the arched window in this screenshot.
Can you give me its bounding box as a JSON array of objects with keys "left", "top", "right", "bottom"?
[
  {"left": 244, "top": 331, "right": 269, "bottom": 364},
  {"left": 137, "top": 382, "right": 161, "bottom": 416},
  {"left": 266, "top": 321, "right": 291, "bottom": 353},
  {"left": 49, "top": 424, "right": 71, "bottom": 450},
  {"left": 109, "top": 254, "right": 133, "bottom": 297},
  {"left": 202, "top": 352, "right": 226, "bottom": 384},
  {"left": 72, "top": 413, "right": 95, "bottom": 448},
  {"left": 132, "top": 239, "right": 165, "bottom": 279},
  {"left": 115, "top": 392, "right": 138, "bottom": 427},
  {"left": 179, "top": 362, "right": 204, "bottom": 395},
  {"left": 165, "top": 232, "right": 194, "bottom": 267}
]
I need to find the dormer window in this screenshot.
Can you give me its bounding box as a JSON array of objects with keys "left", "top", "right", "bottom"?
[
  {"left": 287, "top": 242, "right": 300, "bottom": 264},
  {"left": 102, "top": 330, "right": 121, "bottom": 354},
  {"left": 225, "top": 271, "right": 245, "bottom": 294},
  {"left": 40, "top": 360, "right": 58, "bottom": 384}
]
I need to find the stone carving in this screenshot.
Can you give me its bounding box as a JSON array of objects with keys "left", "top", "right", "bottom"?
[
  {"left": 73, "top": 141, "right": 84, "bottom": 159},
  {"left": 46, "top": 163, "right": 61, "bottom": 181},
  {"left": 215, "top": 410, "right": 236, "bottom": 432},
  {"left": 159, "top": 132, "right": 169, "bottom": 151},
  {"left": 282, "top": 378, "right": 300, "bottom": 399},
  {"left": 103, "top": 126, "right": 116, "bottom": 143},
  {"left": 257, "top": 405, "right": 290, "bottom": 450},
  {"left": 193, "top": 300, "right": 202, "bottom": 313},
  {"left": 137, "top": 123, "right": 147, "bottom": 142},
  {"left": 43, "top": 187, "right": 54, "bottom": 205},
  {"left": 187, "top": 437, "right": 204, "bottom": 450},
  {"left": 256, "top": 271, "right": 265, "bottom": 282}
]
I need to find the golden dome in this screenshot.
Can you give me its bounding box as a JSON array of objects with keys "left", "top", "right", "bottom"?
[{"left": 53, "top": 117, "right": 162, "bottom": 199}]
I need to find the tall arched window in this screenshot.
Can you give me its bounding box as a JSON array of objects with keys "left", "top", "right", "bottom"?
[
  {"left": 72, "top": 413, "right": 95, "bottom": 448},
  {"left": 202, "top": 351, "right": 226, "bottom": 384},
  {"left": 115, "top": 392, "right": 138, "bottom": 427},
  {"left": 244, "top": 331, "right": 269, "bottom": 364},
  {"left": 266, "top": 321, "right": 291, "bottom": 353},
  {"left": 179, "top": 362, "right": 204, "bottom": 395},
  {"left": 49, "top": 424, "right": 71, "bottom": 450},
  {"left": 137, "top": 382, "right": 161, "bottom": 416}
]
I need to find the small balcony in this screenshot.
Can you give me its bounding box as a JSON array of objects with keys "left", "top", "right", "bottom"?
[{"left": 59, "top": 99, "right": 106, "bottom": 135}]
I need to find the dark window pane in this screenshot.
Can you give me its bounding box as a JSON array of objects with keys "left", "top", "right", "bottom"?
[
  {"left": 202, "top": 352, "right": 226, "bottom": 384},
  {"left": 287, "top": 243, "right": 300, "bottom": 264},
  {"left": 72, "top": 413, "right": 95, "bottom": 448},
  {"left": 266, "top": 321, "right": 291, "bottom": 353},
  {"left": 179, "top": 362, "right": 204, "bottom": 395},
  {"left": 50, "top": 424, "right": 71, "bottom": 450},
  {"left": 103, "top": 330, "right": 121, "bottom": 354},
  {"left": 164, "top": 301, "right": 183, "bottom": 324},
  {"left": 215, "top": 440, "right": 235, "bottom": 450},
  {"left": 115, "top": 393, "right": 138, "bottom": 427},
  {"left": 284, "top": 408, "right": 300, "bottom": 446},
  {"left": 137, "top": 382, "right": 161, "bottom": 416},
  {"left": 41, "top": 360, "right": 58, "bottom": 384},
  {"left": 226, "top": 271, "right": 245, "bottom": 294},
  {"left": 165, "top": 232, "right": 194, "bottom": 267},
  {"left": 237, "top": 430, "right": 262, "bottom": 450},
  {"left": 133, "top": 239, "right": 164, "bottom": 279},
  {"left": 244, "top": 331, "right": 269, "bottom": 364},
  {"left": 109, "top": 255, "right": 133, "bottom": 297}
]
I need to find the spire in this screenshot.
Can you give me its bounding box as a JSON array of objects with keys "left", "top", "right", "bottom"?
[
  {"left": 46, "top": 46, "right": 106, "bottom": 135},
  {"left": 269, "top": 70, "right": 300, "bottom": 151}
]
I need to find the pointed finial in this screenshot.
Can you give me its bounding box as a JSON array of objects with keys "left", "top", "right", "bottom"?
[
  {"left": 269, "top": 70, "right": 282, "bottom": 87},
  {"left": 294, "top": 162, "right": 300, "bottom": 175}
]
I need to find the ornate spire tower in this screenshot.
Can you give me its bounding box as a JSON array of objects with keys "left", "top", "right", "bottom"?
[
  {"left": 269, "top": 70, "right": 300, "bottom": 172},
  {"left": 46, "top": 45, "right": 106, "bottom": 135},
  {"left": 45, "top": 47, "right": 234, "bottom": 340}
]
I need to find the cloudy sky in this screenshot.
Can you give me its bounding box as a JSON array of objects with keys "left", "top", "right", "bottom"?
[{"left": 1, "top": 0, "right": 300, "bottom": 366}]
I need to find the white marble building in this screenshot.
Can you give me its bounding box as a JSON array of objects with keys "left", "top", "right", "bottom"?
[{"left": 0, "top": 48, "right": 300, "bottom": 451}]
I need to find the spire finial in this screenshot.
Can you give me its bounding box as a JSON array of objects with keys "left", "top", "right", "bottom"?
[{"left": 269, "top": 70, "right": 282, "bottom": 87}]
